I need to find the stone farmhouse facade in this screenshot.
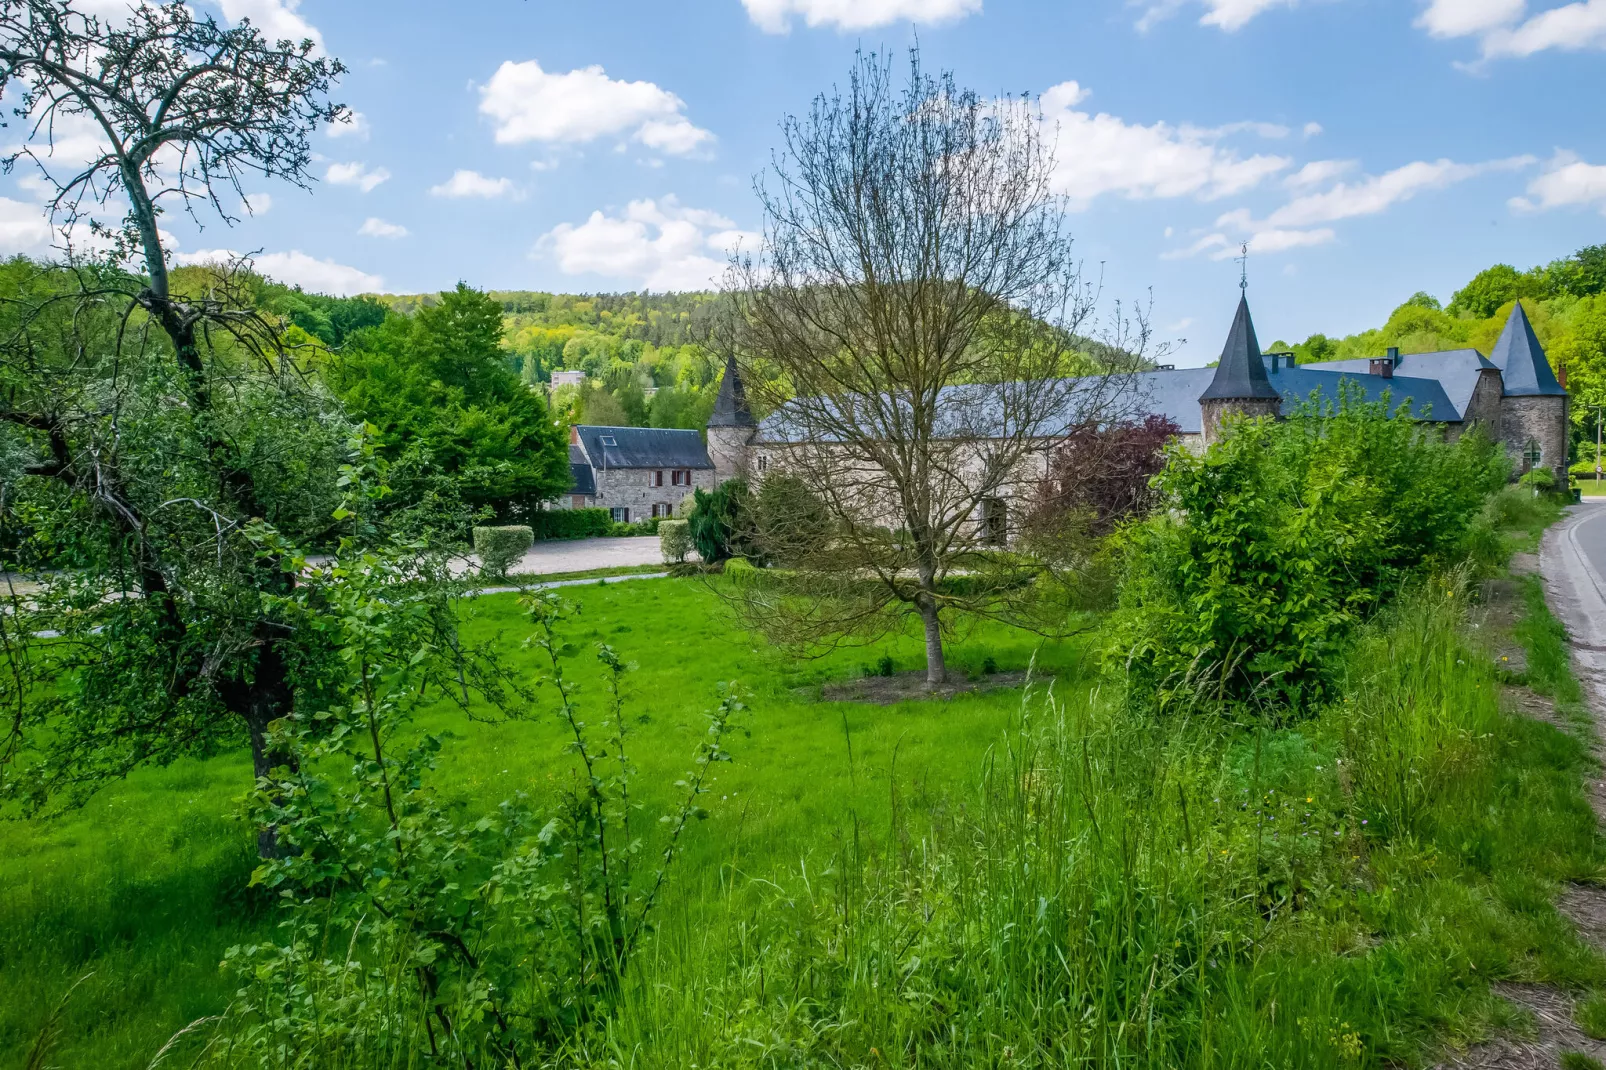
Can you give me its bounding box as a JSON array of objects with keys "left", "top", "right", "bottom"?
[
  {"left": 556, "top": 296, "right": 1569, "bottom": 528},
  {"left": 561, "top": 424, "right": 715, "bottom": 522},
  {"left": 705, "top": 296, "right": 1571, "bottom": 496}
]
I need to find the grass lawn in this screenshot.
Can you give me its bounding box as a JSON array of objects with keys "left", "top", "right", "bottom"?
[{"left": 0, "top": 577, "right": 1087, "bottom": 1069}]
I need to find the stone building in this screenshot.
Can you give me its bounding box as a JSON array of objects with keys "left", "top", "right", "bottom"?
[
  {"left": 561, "top": 424, "right": 715, "bottom": 521},
  {"left": 705, "top": 295, "right": 1571, "bottom": 495}
]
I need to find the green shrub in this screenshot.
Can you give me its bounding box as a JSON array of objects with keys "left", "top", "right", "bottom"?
[
  {"left": 752, "top": 473, "right": 833, "bottom": 566},
  {"left": 529, "top": 508, "right": 613, "bottom": 540},
  {"left": 1105, "top": 386, "right": 1506, "bottom": 716},
  {"left": 1519, "top": 466, "right": 1557, "bottom": 491},
  {"left": 612, "top": 517, "right": 661, "bottom": 537},
  {"left": 687, "top": 479, "right": 755, "bottom": 564},
  {"left": 472, "top": 525, "right": 532, "bottom": 578},
  {"left": 659, "top": 519, "right": 691, "bottom": 564}
]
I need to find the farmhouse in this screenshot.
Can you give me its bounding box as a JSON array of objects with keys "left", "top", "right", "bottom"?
[
  {"left": 562, "top": 424, "right": 716, "bottom": 521},
  {"left": 707, "top": 295, "right": 1570, "bottom": 486}
]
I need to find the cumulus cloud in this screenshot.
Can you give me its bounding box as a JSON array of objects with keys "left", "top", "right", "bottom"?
[
  {"left": 1509, "top": 151, "right": 1606, "bottom": 214},
  {"left": 1137, "top": 0, "right": 1303, "bottom": 32},
  {"left": 741, "top": 0, "right": 981, "bottom": 32},
  {"left": 0, "top": 196, "right": 59, "bottom": 255},
  {"left": 479, "top": 60, "right": 713, "bottom": 156},
  {"left": 325, "top": 161, "right": 389, "bottom": 192},
  {"left": 216, "top": 0, "right": 321, "bottom": 48},
  {"left": 1040, "top": 81, "right": 1290, "bottom": 207},
  {"left": 175, "top": 248, "right": 382, "bottom": 295},
  {"left": 539, "top": 196, "right": 756, "bottom": 292},
  {"left": 242, "top": 192, "right": 271, "bottom": 215},
  {"left": 358, "top": 216, "right": 409, "bottom": 238},
  {"left": 428, "top": 170, "right": 517, "bottom": 199},
  {"left": 1418, "top": 0, "right": 1606, "bottom": 58},
  {"left": 1166, "top": 154, "right": 1533, "bottom": 260}
]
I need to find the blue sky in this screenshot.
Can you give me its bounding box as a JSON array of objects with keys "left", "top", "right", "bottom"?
[{"left": 5, "top": 0, "right": 1606, "bottom": 365}]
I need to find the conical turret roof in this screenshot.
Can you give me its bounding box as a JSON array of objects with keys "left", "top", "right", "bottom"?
[
  {"left": 708, "top": 352, "right": 756, "bottom": 427},
  {"left": 1199, "top": 294, "right": 1281, "bottom": 402},
  {"left": 1489, "top": 301, "right": 1566, "bottom": 397}
]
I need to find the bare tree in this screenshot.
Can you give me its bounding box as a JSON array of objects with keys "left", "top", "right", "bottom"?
[
  {"left": 0, "top": 1, "right": 411, "bottom": 856},
  {"left": 728, "top": 48, "right": 1149, "bottom": 686}
]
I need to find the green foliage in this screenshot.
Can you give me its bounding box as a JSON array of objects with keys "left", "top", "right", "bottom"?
[
  {"left": 1562, "top": 1053, "right": 1605, "bottom": 1070},
  {"left": 472, "top": 524, "right": 532, "bottom": 578},
  {"left": 687, "top": 479, "right": 755, "bottom": 564},
  {"left": 751, "top": 473, "right": 833, "bottom": 566},
  {"left": 326, "top": 283, "right": 570, "bottom": 523},
  {"left": 530, "top": 508, "right": 614, "bottom": 540},
  {"left": 1106, "top": 386, "right": 1507, "bottom": 714},
  {"left": 1575, "top": 992, "right": 1606, "bottom": 1040},
  {"left": 658, "top": 518, "right": 691, "bottom": 564},
  {"left": 1449, "top": 263, "right": 1541, "bottom": 319},
  {"left": 213, "top": 587, "right": 744, "bottom": 1064}
]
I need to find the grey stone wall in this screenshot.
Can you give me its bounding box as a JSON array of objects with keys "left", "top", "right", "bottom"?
[
  {"left": 588, "top": 466, "right": 716, "bottom": 521},
  {"left": 1201, "top": 397, "right": 1280, "bottom": 445},
  {"left": 1500, "top": 394, "right": 1569, "bottom": 478},
  {"left": 708, "top": 425, "right": 755, "bottom": 484},
  {"left": 1445, "top": 369, "right": 1504, "bottom": 443}
]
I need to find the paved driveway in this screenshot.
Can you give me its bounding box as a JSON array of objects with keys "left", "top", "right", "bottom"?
[{"left": 502, "top": 536, "right": 665, "bottom": 577}]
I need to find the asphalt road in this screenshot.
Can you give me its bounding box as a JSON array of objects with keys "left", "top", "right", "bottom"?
[
  {"left": 1540, "top": 503, "right": 1606, "bottom": 709},
  {"left": 1571, "top": 504, "right": 1606, "bottom": 584}
]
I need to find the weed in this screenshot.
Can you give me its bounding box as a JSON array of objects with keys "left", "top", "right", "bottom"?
[{"left": 1577, "top": 992, "right": 1606, "bottom": 1040}]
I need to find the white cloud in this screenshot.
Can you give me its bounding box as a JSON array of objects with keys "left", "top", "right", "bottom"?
[
  {"left": 242, "top": 192, "right": 271, "bottom": 215},
  {"left": 1261, "top": 155, "right": 1532, "bottom": 227},
  {"left": 1164, "top": 154, "right": 1532, "bottom": 261},
  {"left": 0, "top": 196, "right": 57, "bottom": 254},
  {"left": 1509, "top": 151, "right": 1606, "bottom": 214},
  {"left": 1137, "top": 0, "right": 1303, "bottom": 32},
  {"left": 1417, "top": 0, "right": 1525, "bottom": 36},
  {"left": 328, "top": 109, "right": 368, "bottom": 139},
  {"left": 1418, "top": 0, "right": 1606, "bottom": 58},
  {"left": 325, "top": 161, "right": 389, "bottom": 192},
  {"left": 479, "top": 60, "right": 713, "bottom": 156},
  {"left": 358, "top": 216, "right": 410, "bottom": 238},
  {"left": 540, "top": 196, "right": 756, "bottom": 291},
  {"left": 1283, "top": 159, "right": 1356, "bottom": 188},
  {"left": 742, "top": 0, "right": 980, "bottom": 32},
  {"left": 1040, "top": 81, "right": 1291, "bottom": 207},
  {"left": 428, "top": 169, "right": 517, "bottom": 199},
  {"left": 216, "top": 0, "right": 322, "bottom": 48},
  {"left": 175, "top": 248, "right": 382, "bottom": 295},
  {"left": 1302, "top": 121, "right": 1323, "bottom": 137}
]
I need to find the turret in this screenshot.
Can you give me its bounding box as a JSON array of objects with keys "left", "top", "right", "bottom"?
[
  {"left": 1489, "top": 301, "right": 1569, "bottom": 478},
  {"left": 1198, "top": 294, "right": 1283, "bottom": 444},
  {"left": 707, "top": 352, "right": 757, "bottom": 484}
]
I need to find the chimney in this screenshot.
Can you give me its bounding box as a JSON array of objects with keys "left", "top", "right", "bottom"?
[
  {"left": 1560, "top": 362, "right": 1569, "bottom": 389},
  {"left": 1369, "top": 355, "right": 1395, "bottom": 379},
  {"left": 1387, "top": 346, "right": 1400, "bottom": 367},
  {"left": 569, "top": 425, "right": 580, "bottom": 445}
]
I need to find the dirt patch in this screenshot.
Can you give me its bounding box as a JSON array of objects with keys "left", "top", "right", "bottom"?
[
  {"left": 1439, "top": 983, "right": 1606, "bottom": 1069},
  {"left": 820, "top": 669, "right": 1041, "bottom": 705},
  {"left": 1561, "top": 884, "right": 1606, "bottom": 946},
  {"left": 1479, "top": 577, "right": 1531, "bottom": 676}
]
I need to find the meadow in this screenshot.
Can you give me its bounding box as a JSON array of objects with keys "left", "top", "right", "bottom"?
[{"left": 0, "top": 578, "right": 1084, "bottom": 1068}]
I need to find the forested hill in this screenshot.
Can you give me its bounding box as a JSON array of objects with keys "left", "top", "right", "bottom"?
[{"left": 1269, "top": 243, "right": 1606, "bottom": 440}]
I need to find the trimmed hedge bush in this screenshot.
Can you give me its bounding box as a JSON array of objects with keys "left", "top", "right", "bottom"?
[
  {"left": 659, "top": 519, "right": 691, "bottom": 563},
  {"left": 473, "top": 525, "right": 533, "bottom": 578},
  {"left": 529, "top": 509, "right": 613, "bottom": 541}
]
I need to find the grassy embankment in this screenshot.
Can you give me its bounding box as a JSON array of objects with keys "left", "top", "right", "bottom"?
[
  {"left": 8, "top": 488, "right": 1606, "bottom": 1068},
  {"left": 0, "top": 580, "right": 1083, "bottom": 1068}
]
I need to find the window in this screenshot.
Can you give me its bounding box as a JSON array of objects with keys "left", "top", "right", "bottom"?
[
  {"left": 671, "top": 470, "right": 684, "bottom": 486},
  {"left": 610, "top": 507, "right": 630, "bottom": 523},
  {"left": 600, "top": 435, "right": 617, "bottom": 447},
  {"left": 979, "top": 497, "right": 1007, "bottom": 546},
  {"left": 651, "top": 503, "right": 672, "bottom": 518},
  {"left": 757, "top": 454, "right": 769, "bottom": 472},
  {"left": 653, "top": 470, "right": 664, "bottom": 487},
  {"left": 681, "top": 469, "right": 693, "bottom": 485}
]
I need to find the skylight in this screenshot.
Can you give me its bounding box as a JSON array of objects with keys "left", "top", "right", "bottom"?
[{"left": 599, "top": 436, "right": 617, "bottom": 446}]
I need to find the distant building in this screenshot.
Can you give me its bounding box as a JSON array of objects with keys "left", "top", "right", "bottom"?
[
  {"left": 549, "top": 369, "right": 586, "bottom": 391},
  {"left": 562, "top": 425, "right": 716, "bottom": 521}
]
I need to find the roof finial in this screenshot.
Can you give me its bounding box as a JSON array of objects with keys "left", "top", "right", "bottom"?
[{"left": 1236, "top": 240, "right": 1250, "bottom": 292}]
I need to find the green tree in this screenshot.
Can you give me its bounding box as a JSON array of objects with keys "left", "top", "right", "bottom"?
[
  {"left": 1449, "top": 264, "right": 1541, "bottom": 319},
  {"left": 329, "top": 284, "right": 570, "bottom": 521}
]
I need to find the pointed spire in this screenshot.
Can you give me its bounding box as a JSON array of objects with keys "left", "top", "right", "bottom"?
[
  {"left": 1489, "top": 301, "right": 1566, "bottom": 397},
  {"left": 1199, "top": 294, "right": 1281, "bottom": 402},
  {"left": 708, "top": 352, "right": 757, "bottom": 428}
]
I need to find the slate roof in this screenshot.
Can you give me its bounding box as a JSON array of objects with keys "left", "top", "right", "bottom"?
[
  {"left": 567, "top": 445, "right": 596, "bottom": 496},
  {"left": 708, "top": 353, "right": 756, "bottom": 428},
  {"left": 1302, "top": 349, "right": 1494, "bottom": 419},
  {"left": 1198, "top": 295, "right": 1282, "bottom": 402},
  {"left": 1489, "top": 301, "right": 1566, "bottom": 397},
  {"left": 572, "top": 425, "right": 714, "bottom": 470}
]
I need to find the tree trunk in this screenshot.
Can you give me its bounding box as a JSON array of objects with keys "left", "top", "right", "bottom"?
[
  {"left": 917, "top": 595, "right": 947, "bottom": 687},
  {"left": 238, "top": 638, "right": 297, "bottom": 859}
]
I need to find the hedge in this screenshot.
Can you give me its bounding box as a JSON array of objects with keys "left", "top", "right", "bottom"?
[
  {"left": 472, "top": 525, "right": 533, "bottom": 578},
  {"left": 529, "top": 509, "right": 613, "bottom": 540}
]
